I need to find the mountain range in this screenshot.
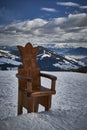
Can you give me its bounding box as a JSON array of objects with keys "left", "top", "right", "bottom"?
[{"left": 0, "top": 44, "right": 87, "bottom": 71}]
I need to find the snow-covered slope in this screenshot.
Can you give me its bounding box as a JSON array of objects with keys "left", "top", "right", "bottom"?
[
  {"left": 0, "top": 71, "right": 87, "bottom": 130},
  {"left": 0, "top": 49, "right": 18, "bottom": 59},
  {"left": 37, "top": 46, "right": 86, "bottom": 71},
  {"left": 0, "top": 45, "right": 87, "bottom": 71},
  {"left": 0, "top": 47, "right": 21, "bottom": 70},
  {"left": 39, "top": 44, "right": 87, "bottom": 56},
  {"left": 0, "top": 57, "right": 21, "bottom": 65}
]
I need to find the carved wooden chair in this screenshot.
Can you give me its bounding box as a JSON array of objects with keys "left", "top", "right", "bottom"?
[{"left": 16, "top": 42, "right": 57, "bottom": 114}]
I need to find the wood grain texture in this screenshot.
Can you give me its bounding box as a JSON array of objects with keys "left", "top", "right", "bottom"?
[{"left": 16, "top": 42, "right": 57, "bottom": 114}]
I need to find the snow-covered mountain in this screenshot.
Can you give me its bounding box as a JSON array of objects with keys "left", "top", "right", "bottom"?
[
  {"left": 0, "top": 48, "right": 21, "bottom": 70},
  {"left": 37, "top": 46, "right": 87, "bottom": 71},
  {"left": 40, "top": 44, "right": 87, "bottom": 56},
  {"left": 0, "top": 45, "right": 87, "bottom": 71}
]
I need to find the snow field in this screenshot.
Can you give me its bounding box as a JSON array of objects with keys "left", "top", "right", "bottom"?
[{"left": 0, "top": 71, "right": 87, "bottom": 130}]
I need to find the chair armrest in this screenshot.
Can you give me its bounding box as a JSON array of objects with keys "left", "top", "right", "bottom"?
[
  {"left": 16, "top": 74, "right": 32, "bottom": 82},
  {"left": 40, "top": 73, "right": 57, "bottom": 80},
  {"left": 16, "top": 73, "right": 33, "bottom": 93},
  {"left": 40, "top": 72, "right": 57, "bottom": 92}
]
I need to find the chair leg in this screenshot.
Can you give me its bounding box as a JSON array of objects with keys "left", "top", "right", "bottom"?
[
  {"left": 27, "top": 98, "right": 39, "bottom": 113},
  {"left": 45, "top": 95, "right": 52, "bottom": 111},
  {"left": 18, "top": 104, "right": 23, "bottom": 115},
  {"left": 18, "top": 89, "right": 23, "bottom": 115},
  {"left": 34, "top": 103, "right": 39, "bottom": 112},
  {"left": 38, "top": 95, "right": 52, "bottom": 111},
  {"left": 45, "top": 107, "right": 49, "bottom": 111}
]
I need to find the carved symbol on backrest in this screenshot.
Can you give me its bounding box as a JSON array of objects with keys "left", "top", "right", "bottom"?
[{"left": 17, "top": 42, "right": 39, "bottom": 68}]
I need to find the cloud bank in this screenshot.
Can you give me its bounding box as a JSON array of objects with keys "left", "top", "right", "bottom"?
[{"left": 0, "top": 13, "right": 87, "bottom": 47}]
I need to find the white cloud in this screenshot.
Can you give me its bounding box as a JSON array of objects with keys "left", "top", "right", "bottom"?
[
  {"left": 0, "top": 13, "right": 87, "bottom": 47},
  {"left": 57, "top": 2, "right": 87, "bottom": 11},
  {"left": 80, "top": 6, "right": 87, "bottom": 9},
  {"left": 57, "top": 2, "right": 79, "bottom": 7},
  {"left": 41, "top": 7, "right": 57, "bottom": 12}
]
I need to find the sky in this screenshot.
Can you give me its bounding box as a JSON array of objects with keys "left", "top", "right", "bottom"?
[{"left": 0, "top": 0, "right": 87, "bottom": 47}]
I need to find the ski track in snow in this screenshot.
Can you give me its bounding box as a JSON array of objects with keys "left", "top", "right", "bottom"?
[{"left": 0, "top": 71, "right": 87, "bottom": 130}]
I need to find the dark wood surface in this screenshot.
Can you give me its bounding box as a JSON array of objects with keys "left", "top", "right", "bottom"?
[{"left": 16, "top": 42, "right": 57, "bottom": 114}]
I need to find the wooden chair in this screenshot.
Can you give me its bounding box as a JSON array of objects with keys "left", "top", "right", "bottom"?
[{"left": 16, "top": 42, "right": 57, "bottom": 114}]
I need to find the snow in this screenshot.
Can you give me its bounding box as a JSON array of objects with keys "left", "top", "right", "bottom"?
[
  {"left": 40, "top": 50, "right": 51, "bottom": 60},
  {"left": 53, "top": 62, "right": 78, "bottom": 70},
  {"left": 0, "top": 49, "right": 9, "bottom": 54},
  {"left": 0, "top": 49, "right": 19, "bottom": 59},
  {"left": 65, "top": 56, "right": 86, "bottom": 66},
  {"left": 0, "top": 71, "right": 87, "bottom": 130},
  {"left": 41, "top": 54, "right": 51, "bottom": 59},
  {"left": 65, "top": 56, "right": 78, "bottom": 62},
  {"left": 0, "top": 57, "right": 21, "bottom": 65}
]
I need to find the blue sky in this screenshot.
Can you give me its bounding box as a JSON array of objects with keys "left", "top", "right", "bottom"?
[{"left": 0, "top": 0, "right": 87, "bottom": 47}]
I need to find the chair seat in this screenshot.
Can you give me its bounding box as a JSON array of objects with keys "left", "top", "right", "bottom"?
[
  {"left": 32, "top": 86, "right": 56, "bottom": 97},
  {"left": 19, "top": 86, "right": 56, "bottom": 97}
]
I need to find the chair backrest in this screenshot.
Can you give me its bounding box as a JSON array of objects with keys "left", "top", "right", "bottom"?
[{"left": 17, "top": 43, "right": 41, "bottom": 89}]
